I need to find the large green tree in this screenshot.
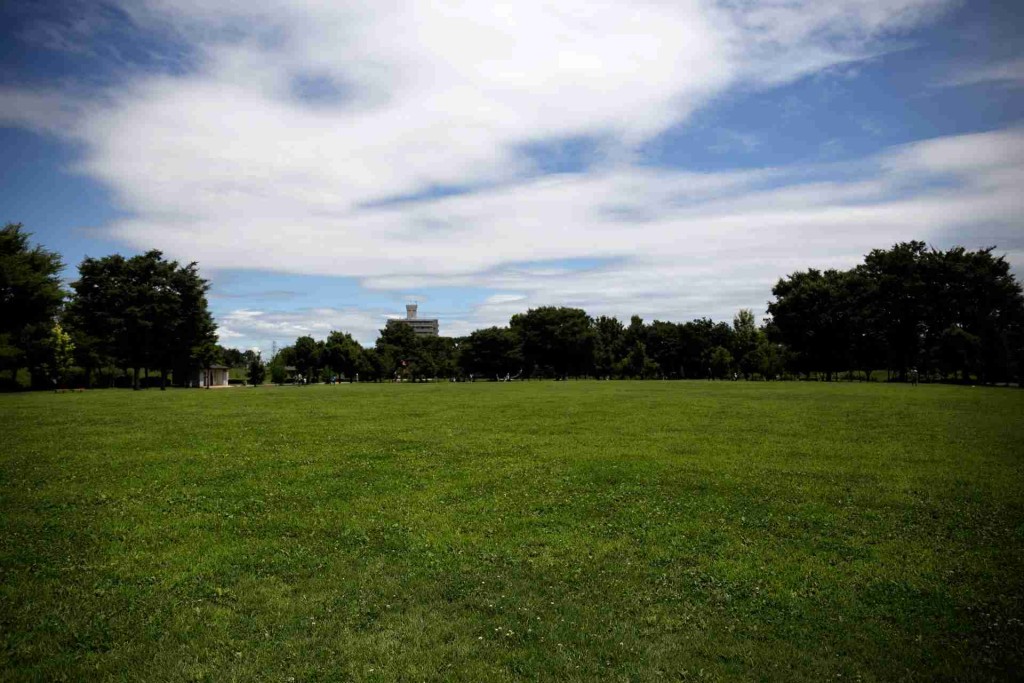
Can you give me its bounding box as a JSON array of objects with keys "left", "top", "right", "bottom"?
[
  {"left": 678, "top": 318, "right": 733, "bottom": 379},
  {"left": 417, "top": 335, "right": 458, "bottom": 380},
  {"left": 919, "top": 246, "right": 1024, "bottom": 383},
  {"left": 324, "top": 331, "right": 364, "bottom": 380},
  {"left": 592, "top": 315, "right": 625, "bottom": 378},
  {"left": 769, "top": 243, "right": 1024, "bottom": 383},
  {"left": 247, "top": 352, "right": 266, "bottom": 386},
  {"left": 375, "top": 322, "right": 418, "bottom": 379},
  {"left": 646, "top": 320, "right": 684, "bottom": 379},
  {"left": 510, "top": 307, "right": 595, "bottom": 379},
  {"left": 292, "top": 336, "right": 321, "bottom": 382},
  {"left": 0, "top": 224, "right": 65, "bottom": 385},
  {"left": 458, "top": 327, "right": 521, "bottom": 379},
  {"left": 158, "top": 257, "right": 218, "bottom": 389},
  {"left": 768, "top": 269, "right": 854, "bottom": 380},
  {"left": 731, "top": 309, "right": 762, "bottom": 378},
  {"left": 68, "top": 251, "right": 216, "bottom": 389},
  {"left": 858, "top": 242, "right": 929, "bottom": 380}
]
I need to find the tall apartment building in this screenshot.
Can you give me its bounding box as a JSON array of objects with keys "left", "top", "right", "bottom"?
[{"left": 386, "top": 303, "right": 439, "bottom": 337}]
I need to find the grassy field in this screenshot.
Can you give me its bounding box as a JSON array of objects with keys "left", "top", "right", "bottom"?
[{"left": 2, "top": 382, "right": 1022, "bottom": 681}]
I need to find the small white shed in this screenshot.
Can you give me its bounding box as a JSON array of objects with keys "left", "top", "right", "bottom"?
[{"left": 191, "top": 364, "right": 231, "bottom": 388}]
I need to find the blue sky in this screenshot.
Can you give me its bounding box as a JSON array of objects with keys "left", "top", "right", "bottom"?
[{"left": 1, "top": 0, "right": 1022, "bottom": 350}]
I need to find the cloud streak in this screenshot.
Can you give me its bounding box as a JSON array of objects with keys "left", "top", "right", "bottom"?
[{"left": 939, "top": 57, "right": 1024, "bottom": 88}]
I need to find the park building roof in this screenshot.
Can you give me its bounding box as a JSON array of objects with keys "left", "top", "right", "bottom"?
[{"left": 386, "top": 303, "right": 439, "bottom": 337}]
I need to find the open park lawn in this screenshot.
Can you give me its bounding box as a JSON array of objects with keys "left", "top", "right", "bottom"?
[{"left": 2, "top": 382, "right": 1022, "bottom": 681}]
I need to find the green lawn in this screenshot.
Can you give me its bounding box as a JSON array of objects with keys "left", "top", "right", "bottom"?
[{"left": 2, "top": 382, "right": 1022, "bottom": 681}]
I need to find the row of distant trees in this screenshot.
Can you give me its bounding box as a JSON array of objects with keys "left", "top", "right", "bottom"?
[
  {"left": 265, "top": 242, "right": 1024, "bottom": 385},
  {"left": 265, "top": 308, "right": 776, "bottom": 384},
  {"left": 3, "top": 221, "right": 1023, "bottom": 389}
]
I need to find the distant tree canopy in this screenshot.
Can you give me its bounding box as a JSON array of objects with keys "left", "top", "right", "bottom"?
[
  {"left": 324, "top": 331, "right": 363, "bottom": 380},
  {"left": 769, "top": 242, "right": 1024, "bottom": 382},
  {"left": 67, "top": 250, "right": 217, "bottom": 389},
  {"left": 510, "top": 306, "right": 595, "bottom": 379},
  {"left": 247, "top": 351, "right": 266, "bottom": 386},
  {"left": 458, "top": 326, "right": 521, "bottom": 379},
  {"left": 3, "top": 231, "right": 1023, "bottom": 389},
  {"left": 0, "top": 224, "right": 65, "bottom": 385}
]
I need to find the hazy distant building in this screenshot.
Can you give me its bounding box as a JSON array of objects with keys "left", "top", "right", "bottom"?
[{"left": 386, "top": 303, "right": 439, "bottom": 337}]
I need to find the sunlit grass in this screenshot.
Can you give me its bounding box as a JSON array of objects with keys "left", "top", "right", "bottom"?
[{"left": 2, "top": 381, "right": 1022, "bottom": 681}]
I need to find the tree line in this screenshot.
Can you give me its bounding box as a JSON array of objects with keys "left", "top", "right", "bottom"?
[
  {"left": 268, "top": 242, "right": 1024, "bottom": 385},
  {"left": 267, "top": 307, "right": 777, "bottom": 384},
  {"left": 3, "top": 221, "right": 1022, "bottom": 389}
]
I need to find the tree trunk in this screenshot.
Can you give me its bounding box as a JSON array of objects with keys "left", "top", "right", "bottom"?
[
  {"left": 160, "top": 367, "right": 168, "bottom": 391},
  {"left": 132, "top": 366, "right": 139, "bottom": 390}
]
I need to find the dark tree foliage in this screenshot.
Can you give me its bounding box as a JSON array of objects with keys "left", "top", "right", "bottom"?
[
  {"left": 369, "top": 327, "right": 459, "bottom": 382},
  {"left": 459, "top": 326, "right": 521, "bottom": 379},
  {"left": 858, "top": 242, "right": 930, "bottom": 380},
  {"left": 708, "top": 346, "right": 734, "bottom": 379},
  {"left": 160, "top": 259, "right": 218, "bottom": 389},
  {"left": 216, "top": 346, "right": 246, "bottom": 367},
  {"left": 731, "top": 309, "right": 761, "bottom": 379},
  {"left": 68, "top": 250, "right": 216, "bottom": 389},
  {"left": 918, "top": 246, "right": 1024, "bottom": 382},
  {"left": 247, "top": 352, "right": 266, "bottom": 386},
  {"left": 324, "top": 331, "right": 364, "bottom": 380},
  {"left": 268, "top": 348, "right": 290, "bottom": 384},
  {"left": 770, "top": 243, "right": 1024, "bottom": 382},
  {"left": 768, "top": 269, "right": 853, "bottom": 381},
  {"left": 510, "top": 307, "right": 595, "bottom": 379},
  {"left": 376, "top": 321, "right": 418, "bottom": 379},
  {"left": 359, "top": 347, "right": 388, "bottom": 382},
  {"left": 0, "top": 224, "right": 65, "bottom": 385},
  {"left": 592, "top": 315, "right": 625, "bottom": 378},
  {"left": 679, "top": 318, "right": 734, "bottom": 379},
  {"left": 646, "top": 321, "right": 683, "bottom": 378},
  {"left": 417, "top": 335, "right": 459, "bottom": 380},
  {"left": 622, "top": 340, "right": 659, "bottom": 379},
  {"left": 292, "top": 336, "right": 321, "bottom": 381}
]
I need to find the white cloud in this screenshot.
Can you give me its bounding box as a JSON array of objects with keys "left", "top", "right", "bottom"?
[
  {"left": 882, "top": 128, "right": 1024, "bottom": 175},
  {"left": 32, "top": 0, "right": 956, "bottom": 218},
  {"left": 216, "top": 307, "right": 389, "bottom": 351},
  {"left": 15, "top": 0, "right": 1015, "bottom": 351},
  {"left": 940, "top": 57, "right": 1024, "bottom": 88},
  {"left": 211, "top": 123, "right": 1024, "bottom": 348},
  {"left": 348, "top": 127, "right": 1024, "bottom": 331},
  {"left": 0, "top": 86, "right": 85, "bottom": 135}
]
